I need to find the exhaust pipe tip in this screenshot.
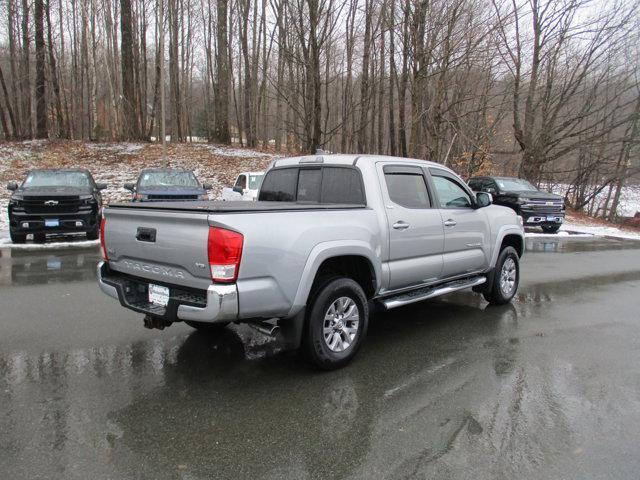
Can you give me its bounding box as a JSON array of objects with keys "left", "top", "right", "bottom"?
[{"left": 248, "top": 320, "right": 280, "bottom": 337}]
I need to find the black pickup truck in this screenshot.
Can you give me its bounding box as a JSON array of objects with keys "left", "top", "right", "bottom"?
[
  {"left": 7, "top": 169, "right": 106, "bottom": 243},
  {"left": 468, "top": 176, "right": 565, "bottom": 233}
]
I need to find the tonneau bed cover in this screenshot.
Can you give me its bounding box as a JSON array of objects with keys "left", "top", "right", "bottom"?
[{"left": 107, "top": 200, "right": 367, "bottom": 213}]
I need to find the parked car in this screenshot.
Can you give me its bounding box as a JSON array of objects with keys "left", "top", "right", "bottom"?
[
  {"left": 98, "top": 155, "right": 524, "bottom": 369},
  {"left": 468, "top": 176, "right": 565, "bottom": 233},
  {"left": 7, "top": 168, "right": 106, "bottom": 244},
  {"left": 124, "top": 168, "right": 211, "bottom": 202},
  {"left": 220, "top": 172, "right": 265, "bottom": 201}
]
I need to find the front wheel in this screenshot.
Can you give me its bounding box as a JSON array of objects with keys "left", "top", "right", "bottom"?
[
  {"left": 542, "top": 225, "right": 560, "bottom": 234},
  {"left": 10, "top": 230, "right": 26, "bottom": 244},
  {"left": 303, "top": 278, "right": 369, "bottom": 370},
  {"left": 483, "top": 246, "right": 520, "bottom": 305}
]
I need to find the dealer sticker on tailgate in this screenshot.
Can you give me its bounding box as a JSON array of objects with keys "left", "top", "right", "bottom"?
[{"left": 148, "top": 284, "right": 170, "bottom": 306}]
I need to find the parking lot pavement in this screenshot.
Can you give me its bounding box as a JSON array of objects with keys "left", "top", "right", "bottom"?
[{"left": 1, "top": 237, "right": 640, "bottom": 479}]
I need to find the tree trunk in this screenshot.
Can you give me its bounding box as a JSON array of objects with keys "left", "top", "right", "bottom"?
[
  {"left": 46, "top": 0, "right": 66, "bottom": 137},
  {"left": 213, "top": 0, "right": 230, "bottom": 143},
  {"left": 34, "top": 0, "right": 48, "bottom": 138},
  {"left": 120, "top": 0, "right": 140, "bottom": 139},
  {"left": 21, "top": 0, "right": 33, "bottom": 138}
]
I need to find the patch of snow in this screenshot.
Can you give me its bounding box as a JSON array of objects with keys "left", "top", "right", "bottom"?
[
  {"left": 194, "top": 144, "right": 276, "bottom": 158},
  {"left": 560, "top": 221, "right": 640, "bottom": 241},
  {"left": 0, "top": 199, "right": 8, "bottom": 238},
  {"left": 86, "top": 143, "right": 145, "bottom": 155},
  {"left": 525, "top": 230, "right": 593, "bottom": 238},
  {"left": 0, "top": 237, "right": 99, "bottom": 250}
]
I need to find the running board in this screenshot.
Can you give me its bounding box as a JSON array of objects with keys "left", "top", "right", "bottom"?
[{"left": 380, "top": 276, "right": 486, "bottom": 310}]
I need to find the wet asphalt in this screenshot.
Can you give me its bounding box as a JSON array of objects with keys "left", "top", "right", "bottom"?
[{"left": 1, "top": 236, "right": 640, "bottom": 479}]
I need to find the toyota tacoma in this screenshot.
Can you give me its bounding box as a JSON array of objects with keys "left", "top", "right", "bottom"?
[{"left": 98, "top": 155, "right": 524, "bottom": 369}]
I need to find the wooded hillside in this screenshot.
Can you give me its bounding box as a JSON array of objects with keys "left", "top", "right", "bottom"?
[{"left": 0, "top": 0, "right": 639, "bottom": 219}]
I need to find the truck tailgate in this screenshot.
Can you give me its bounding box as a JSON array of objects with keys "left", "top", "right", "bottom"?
[{"left": 104, "top": 207, "right": 212, "bottom": 290}]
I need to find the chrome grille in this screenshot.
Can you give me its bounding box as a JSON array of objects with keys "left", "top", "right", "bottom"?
[{"left": 523, "top": 200, "right": 564, "bottom": 213}]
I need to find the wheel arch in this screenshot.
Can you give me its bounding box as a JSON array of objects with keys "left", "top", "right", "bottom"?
[
  {"left": 490, "top": 226, "right": 525, "bottom": 268},
  {"left": 288, "top": 241, "right": 381, "bottom": 317}
]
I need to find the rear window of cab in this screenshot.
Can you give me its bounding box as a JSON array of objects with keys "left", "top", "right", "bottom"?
[{"left": 258, "top": 166, "right": 365, "bottom": 205}]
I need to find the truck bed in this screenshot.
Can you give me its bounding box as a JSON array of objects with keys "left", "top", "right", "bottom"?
[{"left": 107, "top": 200, "right": 367, "bottom": 213}]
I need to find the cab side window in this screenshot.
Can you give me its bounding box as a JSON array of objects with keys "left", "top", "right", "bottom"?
[
  {"left": 432, "top": 175, "right": 473, "bottom": 209},
  {"left": 384, "top": 166, "right": 431, "bottom": 209},
  {"left": 234, "top": 175, "right": 247, "bottom": 189}
]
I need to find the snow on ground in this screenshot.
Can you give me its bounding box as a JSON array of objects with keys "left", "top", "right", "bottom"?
[
  {"left": 193, "top": 144, "right": 275, "bottom": 158},
  {"left": 0, "top": 237, "right": 99, "bottom": 250},
  {"left": 86, "top": 142, "right": 145, "bottom": 155},
  {"left": 524, "top": 217, "right": 640, "bottom": 241}
]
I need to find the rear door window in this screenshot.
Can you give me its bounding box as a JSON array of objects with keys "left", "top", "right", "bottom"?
[{"left": 384, "top": 166, "right": 431, "bottom": 209}]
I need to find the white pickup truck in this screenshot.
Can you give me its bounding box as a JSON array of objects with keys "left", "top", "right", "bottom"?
[
  {"left": 98, "top": 154, "right": 525, "bottom": 369},
  {"left": 220, "top": 172, "right": 265, "bottom": 201}
]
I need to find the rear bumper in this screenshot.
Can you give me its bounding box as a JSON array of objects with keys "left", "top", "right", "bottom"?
[
  {"left": 10, "top": 210, "right": 98, "bottom": 234},
  {"left": 97, "top": 261, "right": 238, "bottom": 323}
]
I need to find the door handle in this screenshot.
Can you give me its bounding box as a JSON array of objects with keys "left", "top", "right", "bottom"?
[
  {"left": 393, "top": 221, "right": 410, "bottom": 230},
  {"left": 443, "top": 219, "right": 457, "bottom": 227},
  {"left": 136, "top": 227, "right": 157, "bottom": 242}
]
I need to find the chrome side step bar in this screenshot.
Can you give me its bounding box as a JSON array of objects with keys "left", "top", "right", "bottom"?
[{"left": 380, "top": 276, "right": 486, "bottom": 310}]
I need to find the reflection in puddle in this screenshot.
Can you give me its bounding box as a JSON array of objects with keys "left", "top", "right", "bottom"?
[
  {"left": 0, "top": 246, "right": 100, "bottom": 286},
  {"left": 526, "top": 236, "right": 640, "bottom": 253}
]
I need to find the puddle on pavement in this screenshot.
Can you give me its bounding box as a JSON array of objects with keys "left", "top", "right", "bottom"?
[
  {"left": 0, "top": 245, "right": 100, "bottom": 286},
  {"left": 525, "top": 236, "right": 640, "bottom": 253}
]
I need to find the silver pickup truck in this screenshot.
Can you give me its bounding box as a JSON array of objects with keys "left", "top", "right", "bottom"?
[{"left": 98, "top": 155, "right": 524, "bottom": 369}]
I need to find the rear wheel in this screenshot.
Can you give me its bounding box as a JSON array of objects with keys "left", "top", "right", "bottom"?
[
  {"left": 302, "top": 278, "right": 369, "bottom": 370},
  {"left": 483, "top": 246, "right": 519, "bottom": 305},
  {"left": 9, "top": 230, "right": 26, "bottom": 244},
  {"left": 184, "top": 320, "right": 230, "bottom": 332},
  {"left": 542, "top": 225, "right": 560, "bottom": 234}
]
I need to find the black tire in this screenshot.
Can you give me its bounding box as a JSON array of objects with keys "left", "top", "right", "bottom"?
[
  {"left": 86, "top": 225, "right": 100, "bottom": 240},
  {"left": 542, "top": 225, "right": 560, "bottom": 234},
  {"left": 184, "top": 320, "right": 230, "bottom": 332},
  {"left": 9, "top": 230, "right": 26, "bottom": 244},
  {"left": 483, "top": 246, "right": 520, "bottom": 305},
  {"left": 33, "top": 233, "right": 46, "bottom": 243},
  {"left": 302, "top": 277, "right": 369, "bottom": 370}
]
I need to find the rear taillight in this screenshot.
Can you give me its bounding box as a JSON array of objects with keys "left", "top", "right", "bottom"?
[
  {"left": 208, "top": 227, "right": 243, "bottom": 283},
  {"left": 100, "top": 216, "right": 108, "bottom": 261}
]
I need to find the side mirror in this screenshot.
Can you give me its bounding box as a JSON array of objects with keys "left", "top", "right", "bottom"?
[
  {"left": 232, "top": 185, "right": 243, "bottom": 194},
  {"left": 96, "top": 183, "right": 108, "bottom": 191},
  {"left": 476, "top": 192, "right": 492, "bottom": 208},
  {"left": 202, "top": 183, "right": 212, "bottom": 190},
  {"left": 7, "top": 182, "right": 18, "bottom": 191},
  {"left": 124, "top": 183, "right": 135, "bottom": 192}
]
